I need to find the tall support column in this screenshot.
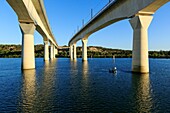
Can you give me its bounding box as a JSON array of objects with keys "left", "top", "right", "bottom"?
[
  {"left": 20, "top": 23, "right": 36, "bottom": 70},
  {"left": 54, "top": 47, "right": 56, "bottom": 57},
  {"left": 56, "top": 48, "right": 58, "bottom": 55},
  {"left": 73, "top": 43, "right": 77, "bottom": 60},
  {"left": 50, "top": 43, "right": 54, "bottom": 59},
  {"left": 82, "top": 39, "right": 88, "bottom": 61},
  {"left": 54, "top": 47, "right": 58, "bottom": 58},
  {"left": 53, "top": 46, "right": 55, "bottom": 58},
  {"left": 44, "top": 41, "right": 49, "bottom": 61},
  {"left": 130, "top": 15, "right": 153, "bottom": 73},
  {"left": 69, "top": 45, "right": 73, "bottom": 60}
]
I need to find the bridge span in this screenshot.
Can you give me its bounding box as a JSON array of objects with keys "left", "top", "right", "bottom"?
[
  {"left": 68, "top": 0, "right": 170, "bottom": 73},
  {"left": 6, "top": 0, "right": 58, "bottom": 69}
]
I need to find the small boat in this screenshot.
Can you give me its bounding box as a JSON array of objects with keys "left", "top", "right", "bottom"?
[
  {"left": 109, "top": 67, "right": 117, "bottom": 73},
  {"left": 109, "top": 55, "right": 117, "bottom": 74}
]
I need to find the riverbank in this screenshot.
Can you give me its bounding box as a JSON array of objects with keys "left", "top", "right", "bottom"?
[{"left": 0, "top": 44, "right": 170, "bottom": 58}]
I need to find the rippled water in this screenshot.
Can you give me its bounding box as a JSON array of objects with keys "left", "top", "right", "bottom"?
[{"left": 0, "top": 58, "right": 170, "bottom": 112}]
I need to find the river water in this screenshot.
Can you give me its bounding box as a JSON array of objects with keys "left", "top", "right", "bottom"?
[{"left": 0, "top": 58, "right": 170, "bottom": 112}]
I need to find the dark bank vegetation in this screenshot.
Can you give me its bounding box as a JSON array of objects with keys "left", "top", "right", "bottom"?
[
  {"left": 0, "top": 45, "right": 170, "bottom": 58},
  {"left": 0, "top": 44, "right": 43, "bottom": 58}
]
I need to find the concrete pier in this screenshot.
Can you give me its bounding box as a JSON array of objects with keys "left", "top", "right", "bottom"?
[
  {"left": 130, "top": 15, "right": 153, "bottom": 73},
  {"left": 70, "top": 45, "right": 73, "bottom": 60},
  {"left": 53, "top": 46, "right": 55, "bottom": 58},
  {"left": 73, "top": 43, "right": 77, "bottom": 60},
  {"left": 82, "top": 39, "right": 88, "bottom": 61},
  {"left": 55, "top": 48, "right": 58, "bottom": 56},
  {"left": 20, "top": 23, "right": 36, "bottom": 69},
  {"left": 50, "top": 43, "right": 54, "bottom": 59},
  {"left": 44, "top": 40, "right": 49, "bottom": 61}
]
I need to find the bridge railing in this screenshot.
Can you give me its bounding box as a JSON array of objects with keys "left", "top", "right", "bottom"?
[
  {"left": 86, "top": 0, "right": 117, "bottom": 27},
  {"left": 69, "top": 0, "right": 117, "bottom": 43}
]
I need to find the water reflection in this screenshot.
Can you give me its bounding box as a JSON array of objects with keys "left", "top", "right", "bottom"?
[
  {"left": 44, "top": 59, "right": 57, "bottom": 72},
  {"left": 19, "top": 59, "right": 57, "bottom": 112},
  {"left": 81, "top": 61, "right": 89, "bottom": 91},
  {"left": 39, "top": 59, "right": 57, "bottom": 111},
  {"left": 20, "top": 70, "right": 36, "bottom": 112},
  {"left": 132, "top": 73, "right": 153, "bottom": 112},
  {"left": 44, "top": 60, "right": 50, "bottom": 67},
  {"left": 70, "top": 60, "right": 78, "bottom": 78},
  {"left": 2, "top": 58, "right": 170, "bottom": 112},
  {"left": 70, "top": 60, "right": 77, "bottom": 70},
  {"left": 82, "top": 61, "right": 89, "bottom": 80},
  {"left": 80, "top": 61, "right": 90, "bottom": 110}
]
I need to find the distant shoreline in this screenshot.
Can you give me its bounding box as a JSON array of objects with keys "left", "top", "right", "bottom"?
[
  {"left": 1, "top": 58, "right": 170, "bottom": 60},
  {"left": 0, "top": 44, "right": 170, "bottom": 58}
]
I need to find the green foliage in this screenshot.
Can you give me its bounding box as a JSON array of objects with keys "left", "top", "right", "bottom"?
[
  {"left": 0, "top": 44, "right": 44, "bottom": 58},
  {"left": 0, "top": 44, "right": 170, "bottom": 58},
  {"left": 58, "top": 46, "right": 170, "bottom": 58}
]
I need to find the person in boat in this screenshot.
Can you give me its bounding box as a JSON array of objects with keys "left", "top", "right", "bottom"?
[{"left": 109, "top": 67, "right": 117, "bottom": 73}]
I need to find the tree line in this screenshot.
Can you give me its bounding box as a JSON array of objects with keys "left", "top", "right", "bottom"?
[{"left": 0, "top": 45, "right": 170, "bottom": 58}]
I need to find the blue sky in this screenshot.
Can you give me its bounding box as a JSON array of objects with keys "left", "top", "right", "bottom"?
[{"left": 0, "top": 0, "right": 170, "bottom": 51}]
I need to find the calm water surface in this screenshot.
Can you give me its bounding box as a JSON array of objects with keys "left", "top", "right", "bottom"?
[{"left": 0, "top": 58, "right": 170, "bottom": 112}]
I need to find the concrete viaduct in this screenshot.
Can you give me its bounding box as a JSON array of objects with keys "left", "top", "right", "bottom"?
[
  {"left": 68, "top": 0, "right": 170, "bottom": 73},
  {"left": 6, "top": 0, "right": 58, "bottom": 70}
]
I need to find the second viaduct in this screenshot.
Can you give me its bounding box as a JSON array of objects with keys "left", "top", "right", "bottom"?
[{"left": 68, "top": 0, "right": 170, "bottom": 73}]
